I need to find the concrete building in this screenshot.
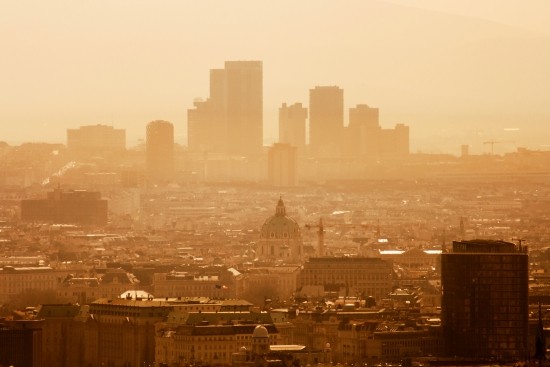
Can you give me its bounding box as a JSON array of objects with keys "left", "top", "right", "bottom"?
[
  {"left": 0, "top": 319, "right": 44, "bottom": 367},
  {"left": 345, "top": 104, "right": 409, "bottom": 160},
  {"left": 188, "top": 61, "right": 263, "bottom": 157},
  {"left": 0, "top": 266, "right": 68, "bottom": 303},
  {"left": 20, "top": 188, "right": 108, "bottom": 226},
  {"left": 67, "top": 124, "right": 125, "bottom": 154},
  {"left": 299, "top": 257, "right": 393, "bottom": 302},
  {"left": 152, "top": 267, "right": 239, "bottom": 299},
  {"left": 146, "top": 120, "right": 174, "bottom": 183},
  {"left": 268, "top": 143, "right": 297, "bottom": 187},
  {"left": 242, "top": 266, "right": 301, "bottom": 303},
  {"left": 279, "top": 103, "right": 307, "bottom": 150},
  {"left": 338, "top": 321, "right": 442, "bottom": 363},
  {"left": 56, "top": 268, "right": 140, "bottom": 304},
  {"left": 36, "top": 304, "right": 81, "bottom": 367},
  {"left": 441, "top": 239, "right": 529, "bottom": 360},
  {"left": 309, "top": 86, "right": 344, "bottom": 157}
]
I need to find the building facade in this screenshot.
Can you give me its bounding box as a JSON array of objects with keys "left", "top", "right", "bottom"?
[
  {"left": 299, "top": 257, "right": 393, "bottom": 302},
  {"left": 146, "top": 120, "right": 174, "bottom": 182},
  {"left": 0, "top": 319, "right": 44, "bottom": 367},
  {"left": 441, "top": 240, "right": 529, "bottom": 360},
  {"left": 21, "top": 189, "right": 108, "bottom": 226},
  {"left": 309, "top": 86, "right": 344, "bottom": 157},
  {"left": 188, "top": 61, "right": 263, "bottom": 157},
  {"left": 67, "top": 124, "right": 125, "bottom": 154},
  {"left": 279, "top": 103, "right": 307, "bottom": 151}
]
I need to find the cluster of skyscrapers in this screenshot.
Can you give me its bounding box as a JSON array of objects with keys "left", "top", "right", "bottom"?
[
  {"left": 65, "top": 61, "right": 410, "bottom": 185},
  {"left": 188, "top": 61, "right": 410, "bottom": 161}
]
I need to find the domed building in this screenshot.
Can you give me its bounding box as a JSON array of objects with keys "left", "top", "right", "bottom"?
[{"left": 258, "top": 198, "right": 304, "bottom": 262}]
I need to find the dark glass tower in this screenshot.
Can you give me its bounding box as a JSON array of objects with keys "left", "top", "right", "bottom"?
[{"left": 441, "top": 240, "right": 528, "bottom": 360}]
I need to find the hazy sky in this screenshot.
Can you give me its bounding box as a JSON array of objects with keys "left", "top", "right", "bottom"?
[{"left": 2, "top": 0, "right": 549, "bottom": 154}]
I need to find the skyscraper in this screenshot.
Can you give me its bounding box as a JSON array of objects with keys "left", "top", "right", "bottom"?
[
  {"left": 346, "top": 104, "right": 380, "bottom": 157},
  {"left": 441, "top": 240, "right": 528, "bottom": 360},
  {"left": 309, "top": 86, "right": 344, "bottom": 157},
  {"left": 188, "top": 61, "right": 263, "bottom": 157},
  {"left": 279, "top": 103, "right": 307, "bottom": 150},
  {"left": 225, "top": 61, "right": 263, "bottom": 156},
  {"left": 146, "top": 120, "right": 174, "bottom": 182}
]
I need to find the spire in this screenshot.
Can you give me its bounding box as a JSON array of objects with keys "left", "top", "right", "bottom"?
[{"left": 275, "top": 196, "right": 286, "bottom": 216}]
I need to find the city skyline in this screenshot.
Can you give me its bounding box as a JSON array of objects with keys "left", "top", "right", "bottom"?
[{"left": 2, "top": 1, "right": 550, "bottom": 155}]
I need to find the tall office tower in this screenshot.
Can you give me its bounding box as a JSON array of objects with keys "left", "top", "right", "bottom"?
[
  {"left": 225, "top": 61, "right": 263, "bottom": 156},
  {"left": 188, "top": 98, "right": 225, "bottom": 153},
  {"left": 441, "top": 240, "right": 528, "bottom": 360},
  {"left": 188, "top": 61, "right": 263, "bottom": 157},
  {"left": 146, "top": 120, "right": 174, "bottom": 182},
  {"left": 346, "top": 104, "right": 380, "bottom": 157},
  {"left": 268, "top": 143, "right": 297, "bottom": 187},
  {"left": 279, "top": 103, "right": 307, "bottom": 150},
  {"left": 309, "top": 86, "right": 344, "bottom": 157},
  {"left": 67, "top": 124, "right": 126, "bottom": 153}
]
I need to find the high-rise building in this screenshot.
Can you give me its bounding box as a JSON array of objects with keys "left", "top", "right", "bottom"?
[
  {"left": 146, "top": 120, "right": 174, "bottom": 182},
  {"left": 188, "top": 61, "right": 263, "bottom": 157},
  {"left": 309, "top": 86, "right": 344, "bottom": 157},
  {"left": 346, "top": 104, "right": 380, "bottom": 157},
  {"left": 441, "top": 240, "right": 528, "bottom": 360},
  {"left": 267, "top": 143, "right": 297, "bottom": 187},
  {"left": 279, "top": 103, "right": 307, "bottom": 150},
  {"left": 379, "top": 123, "right": 409, "bottom": 158},
  {"left": 67, "top": 124, "right": 126, "bottom": 154}
]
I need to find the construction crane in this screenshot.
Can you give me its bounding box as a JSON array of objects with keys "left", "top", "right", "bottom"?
[
  {"left": 305, "top": 218, "right": 325, "bottom": 256},
  {"left": 483, "top": 140, "right": 514, "bottom": 155}
]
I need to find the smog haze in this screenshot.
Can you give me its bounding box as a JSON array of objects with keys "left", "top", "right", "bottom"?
[{"left": 2, "top": 0, "right": 550, "bottom": 154}]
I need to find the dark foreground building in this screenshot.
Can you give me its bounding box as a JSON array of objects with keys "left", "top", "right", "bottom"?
[
  {"left": 0, "top": 319, "right": 43, "bottom": 367},
  {"left": 21, "top": 189, "right": 108, "bottom": 226},
  {"left": 441, "top": 240, "right": 528, "bottom": 360}
]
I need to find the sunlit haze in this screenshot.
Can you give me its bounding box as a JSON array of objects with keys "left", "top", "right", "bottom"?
[{"left": 2, "top": 0, "right": 549, "bottom": 154}]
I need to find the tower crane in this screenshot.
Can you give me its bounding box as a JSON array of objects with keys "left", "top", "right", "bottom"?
[{"left": 483, "top": 140, "right": 514, "bottom": 155}]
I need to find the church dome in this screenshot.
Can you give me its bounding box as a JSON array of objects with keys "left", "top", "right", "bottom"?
[
  {"left": 260, "top": 198, "right": 301, "bottom": 240},
  {"left": 252, "top": 325, "right": 269, "bottom": 338}
]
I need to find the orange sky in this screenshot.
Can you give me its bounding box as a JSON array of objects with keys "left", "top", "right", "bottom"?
[{"left": 2, "top": 0, "right": 549, "bottom": 154}]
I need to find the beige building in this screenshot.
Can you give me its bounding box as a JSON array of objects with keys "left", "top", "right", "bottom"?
[
  {"left": 188, "top": 61, "right": 263, "bottom": 157},
  {"left": 146, "top": 120, "right": 174, "bottom": 182},
  {"left": 152, "top": 267, "right": 240, "bottom": 299},
  {"left": 0, "top": 266, "right": 68, "bottom": 303},
  {"left": 309, "top": 86, "right": 344, "bottom": 158},
  {"left": 379, "top": 248, "right": 441, "bottom": 270},
  {"left": 338, "top": 320, "right": 441, "bottom": 363},
  {"left": 155, "top": 313, "right": 280, "bottom": 367},
  {"left": 56, "top": 268, "right": 140, "bottom": 304},
  {"left": 279, "top": 102, "right": 307, "bottom": 150},
  {"left": 242, "top": 266, "right": 300, "bottom": 303},
  {"left": 299, "top": 257, "right": 393, "bottom": 302},
  {"left": 67, "top": 124, "right": 126, "bottom": 153}
]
